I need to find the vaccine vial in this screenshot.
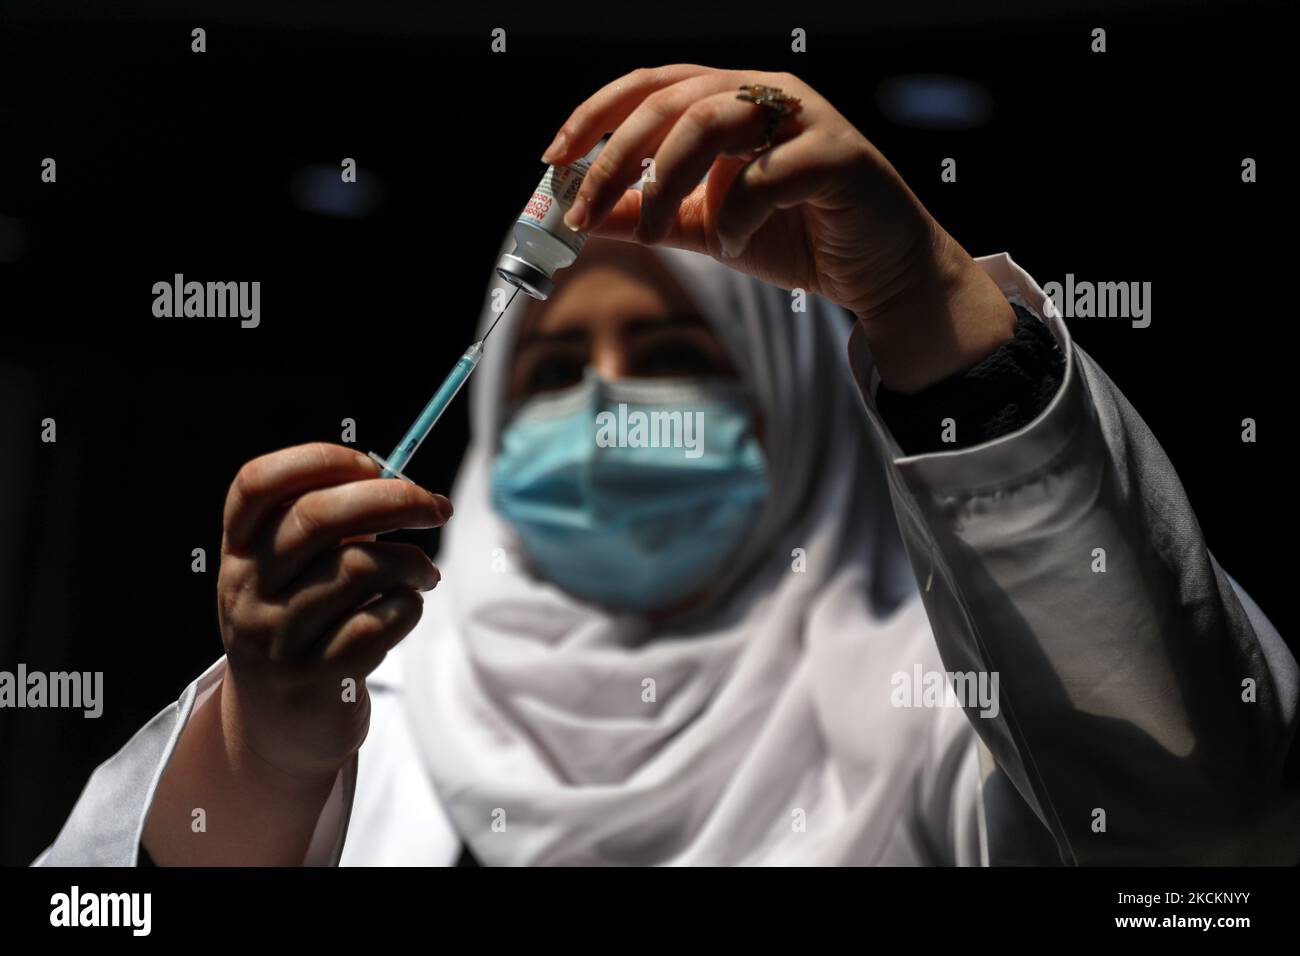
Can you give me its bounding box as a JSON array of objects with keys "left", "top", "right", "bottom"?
[{"left": 495, "top": 133, "right": 611, "bottom": 300}]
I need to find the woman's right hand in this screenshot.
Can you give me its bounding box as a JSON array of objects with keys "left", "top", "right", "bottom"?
[
  {"left": 216, "top": 442, "right": 450, "bottom": 779},
  {"left": 145, "top": 443, "right": 450, "bottom": 865}
]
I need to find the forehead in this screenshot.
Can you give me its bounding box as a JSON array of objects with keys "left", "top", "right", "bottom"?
[
  {"left": 539, "top": 266, "right": 679, "bottom": 329},
  {"left": 514, "top": 239, "right": 702, "bottom": 337}
]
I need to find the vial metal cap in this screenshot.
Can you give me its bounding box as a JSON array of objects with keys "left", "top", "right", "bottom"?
[{"left": 495, "top": 254, "right": 554, "bottom": 300}]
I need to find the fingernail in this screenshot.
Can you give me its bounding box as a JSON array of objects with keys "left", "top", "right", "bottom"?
[
  {"left": 422, "top": 489, "right": 452, "bottom": 518},
  {"left": 564, "top": 195, "right": 589, "bottom": 232},
  {"left": 541, "top": 132, "right": 567, "bottom": 165}
]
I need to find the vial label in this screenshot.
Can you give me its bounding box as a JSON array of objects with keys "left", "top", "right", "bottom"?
[{"left": 517, "top": 156, "right": 595, "bottom": 256}]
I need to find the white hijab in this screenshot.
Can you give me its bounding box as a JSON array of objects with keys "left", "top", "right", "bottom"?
[{"left": 400, "top": 234, "right": 974, "bottom": 865}]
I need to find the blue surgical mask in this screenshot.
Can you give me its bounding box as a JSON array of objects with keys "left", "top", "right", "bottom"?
[{"left": 490, "top": 369, "right": 770, "bottom": 611}]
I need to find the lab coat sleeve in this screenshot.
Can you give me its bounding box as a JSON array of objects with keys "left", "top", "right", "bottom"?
[
  {"left": 32, "top": 656, "right": 356, "bottom": 866},
  {"left": 847, "top": 253, "right": 1300, "bottom": 865}
]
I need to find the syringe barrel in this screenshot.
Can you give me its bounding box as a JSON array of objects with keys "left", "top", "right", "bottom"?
[{"left": 384, "top": 343, "right": 483, "bottom": 476}]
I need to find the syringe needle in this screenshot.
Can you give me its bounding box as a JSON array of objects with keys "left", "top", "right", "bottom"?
[
  {"left": 482, "top": 284, "right": 521, "bottom": 344},
  {"left": 367, "top": 281, "right": 524, "bottom": 481}
]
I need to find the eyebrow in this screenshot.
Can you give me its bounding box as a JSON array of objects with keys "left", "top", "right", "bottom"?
[
  {"left": 626, "top": 312, "right": 714, "bottom": 337},
  {"left": 514, "top": 311, "right": 712, "bottom": 350}
]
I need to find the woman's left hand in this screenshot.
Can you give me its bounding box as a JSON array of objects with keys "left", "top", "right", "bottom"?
[{"left": 542, "top": 64, "right": 1018, "bottom": 392}]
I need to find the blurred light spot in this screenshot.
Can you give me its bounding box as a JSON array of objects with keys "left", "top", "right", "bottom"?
[
  {"left": 290, "top": 164, "right": 384, "bottom": 219},
  {"left": 875, "top": 74, "right": 994, "bottom": 130},
  {"left": 0, "top": 212, "right": 28, "bottom": 264}
]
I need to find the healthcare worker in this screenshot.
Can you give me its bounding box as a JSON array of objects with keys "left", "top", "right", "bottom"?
[{"left": 37, "top": 65, "right": 1298, "bottom": 866}]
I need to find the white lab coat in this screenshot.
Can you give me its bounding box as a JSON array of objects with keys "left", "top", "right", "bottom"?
[{"left": 33, "top": 256, "right": 1299, "bottom": 866}]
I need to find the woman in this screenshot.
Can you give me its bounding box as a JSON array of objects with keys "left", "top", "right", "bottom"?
[{"left": 37, "top": 65, "right": 1297, "bottom": 866}]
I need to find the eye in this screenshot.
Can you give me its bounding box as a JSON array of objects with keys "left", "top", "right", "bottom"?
[
  {"left": 630, "top": 342, "right": 731, "bottom": 378},
  {"left": 525, "top": 354, "right": 586, "bottom": 393}
]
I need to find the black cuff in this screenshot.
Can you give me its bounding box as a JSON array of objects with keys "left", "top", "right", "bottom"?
[{"left": 874, "top": 303, "right": 1065, "bottom": 456}]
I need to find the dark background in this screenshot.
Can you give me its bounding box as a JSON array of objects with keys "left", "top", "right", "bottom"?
[{"left": 0, "top": 0, "right": 1292, "bottom": 866}]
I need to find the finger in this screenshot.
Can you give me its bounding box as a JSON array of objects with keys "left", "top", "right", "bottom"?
[
  {"left": 314, "top": 588, "right": 425, "bottom": 672},
  {"left": 540, "top": 64, "right": 715, "bottom": 167},
  {"left": 274, "top": 542, "right": 439, "bottom": 660},
  {"left": 588, "top": 183, "right": 711, "bottom": 255},
  {"left": 261, "top": 480, "right": 451, "bottom": 594},
  {"left": 635, "top": 88, "right": 798, "bottom": 245},
  {"left": 224, "top": 443, "right": 381, "bottom": 554},
  {"left": 564, "top": 71, "right": 742, "bottom": 233},
  {"left": 589, "top": 159, "right": 746, "bottom": 259},
  {"left": 713, "top": 132, "right": 837, "bottom": 258}
]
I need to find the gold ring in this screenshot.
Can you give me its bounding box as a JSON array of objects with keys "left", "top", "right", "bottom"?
[{"left": 735, "top": 84, "right": 802, "bottom": 151}]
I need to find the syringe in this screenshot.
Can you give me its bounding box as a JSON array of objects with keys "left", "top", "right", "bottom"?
[{"left": 368, "top": 285, "right": 521, "bottom": 481}]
